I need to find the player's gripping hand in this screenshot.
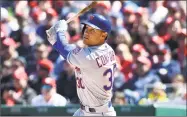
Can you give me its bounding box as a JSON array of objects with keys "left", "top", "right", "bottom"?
[
  {"left": 54, "top": 20, "right": 67, "bottom": 32},
  {"left": 47, "top": 20, "right": 67, "bottom": 45}
]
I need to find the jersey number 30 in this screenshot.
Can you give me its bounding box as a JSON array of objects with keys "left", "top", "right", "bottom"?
[{"left": 103, "top": 64, "right": 116, "bottom": 91}]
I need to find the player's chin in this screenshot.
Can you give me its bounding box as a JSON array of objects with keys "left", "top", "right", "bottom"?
[
  {"left": 83, "top": 38, "right": 89, "bottom": 45},
  {"left": 84, "top": 39, "right": 94, "bottom": 46},
  {"left": 84, "top": 40, "right": 96, "bottom": 46}
]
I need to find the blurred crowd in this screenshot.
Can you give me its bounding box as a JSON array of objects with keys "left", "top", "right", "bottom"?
[{"left": 0, "top": 1, "right": 186, "bottom": 107}]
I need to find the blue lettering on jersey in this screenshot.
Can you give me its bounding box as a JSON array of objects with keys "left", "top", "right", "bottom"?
[
  {"left": 72, "top": 47, "right": 81, "bottom": 55},
  {"left": 96, "top": 51, "right": 115, "bottom": 68}
]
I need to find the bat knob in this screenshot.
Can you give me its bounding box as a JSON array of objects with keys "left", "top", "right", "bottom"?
[{"left": 46, "top": 30, "right": 50, "bottom": 37}]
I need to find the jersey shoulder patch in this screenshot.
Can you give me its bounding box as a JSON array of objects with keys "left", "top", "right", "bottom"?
[{"left": 72, "top": 46, "right": 82, "bottom": 55}]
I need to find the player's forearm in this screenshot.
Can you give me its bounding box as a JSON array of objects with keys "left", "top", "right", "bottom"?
[
  {"left": 53, "top": 31, "right": 76, "bottom": 59},
  {"left": 47, "top": 20, "right": 76, "bottom": 60}
]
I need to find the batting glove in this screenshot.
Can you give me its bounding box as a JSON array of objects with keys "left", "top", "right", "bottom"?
[
  {"left": 46, "top": 20, "right": 68, "bottom": 45},
  {"left": 46, "top": 24, "right": 57, "bottom": 45},
  {"left": 55, "top": 20, "right": 68, "bottom": 32}
]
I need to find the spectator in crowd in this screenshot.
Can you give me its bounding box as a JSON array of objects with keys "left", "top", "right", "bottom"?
[
  {"left": 0, "top": 57, "right": 26, "bottom": 97},
  {"left": 1, "top": 37, "right": 18, "bottom": 71},
  {"left": 114, "top": 28, "right": 133, "bottom": 48},
  {"left": 109, "top": 11, "right": 123, "bottom": 31},
  {"left": 2, "top": 68, "right": 36, "bottom": 106},
  {"left": 35, "top": 43, "right": 51, "bottom": 62},
  {"left": 163, "top": 74, "right": 186, "bottom": 105},
  {"left": 1, "top": 7, "right": 20, "bottom": 37},
  {"left": 0, "top": 38, "right": 19, "bottom": 94},
  {"left": 131, "top": 7, "right": 153, "bottom": 44},
  {"left": 51, "top": 1, "right": 64, "bottom": 14},
  {"left": 134, "top": 7, "right": 149, "bottom": 26},
  {"left": 116, "top": 43, "right": 133, "bottom": 81},
  {"left": 131, "top": 44, "right": 149, "bottom": 61},
  {"left": 149, "top": 1, "right": 168, "bottom": 25},
  {"left": 175, "top": 29, "right": 187, "bottom": 79},
  {"left": 95, "top": 1, "right": 111, "bottom": 18},
  {"left": 147, "top": 82, "right": 168, "bottom": 102},
  {"left": 14, "top": 1, "right": 30, "bottom": 21},
  {"left": 11, "top": 57, "right": 27, "bottom": 72},
  {"left": 29, "top": 6, "right": 47, "bottom": 27},
  {"left": 118, "top": 56, "right": 160, "bottom": 104},
  {"left": 122, "top": 1, "right": 138, "bottom": 35},
  {"left": 29, "top": 59, "right": 54, "bottom": 94},
  {"left": 51, "top": 55, "right": 65, "bottom": 80},
  {"left": 113, "top": 92, "right": 126, "bottom": 105},
  {"left": 160, "top": 17, "right": 182, "bottom": 53},
  {"left": 113, "top": 56, "right": 126, "bottom": 91},
  {"left": 146, "top": 35, "right": 164, "bottom": 65},
  {"left": 111, "top": 1, "right": 123, "bottom": 13},
  {"left": 26, "top": 43, "right": 50, "bottom": 74},
  {"left": 169, "top": 74, "right": 186, "bottom": 100},
  {"left": 154, "top": 45, "right": 181, "bottom": 83},
  {"left": 60, "top": 1, "right": 90, "bottom": 20},
  {"left": 56, "top": 61, "right": 79, "bottom": 104},
  {"left": 38, "top": 1, "right": 52, "bottom": 11},
  {"left": 164, "top": 1, "right": 186, "bottom": 26},
  {"left": 139, "top": 82, "right": 168, "bottom": 105},
  {"left": 31, "top": 77, "right": 67, "bottom": 106},
  {"left": 108, "top": 11, "right": 124, "bottom": 48},
  {"left": 36, "top": 7, "right": 58, "bottom": 44},
  {"left": 17, "top": 25, "right": 43, "bottom": 58}
]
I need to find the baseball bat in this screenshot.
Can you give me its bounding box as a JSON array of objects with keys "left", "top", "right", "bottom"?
[
  {"left": 66, "top": 1, "right": 98, "bottom": 23},
  {"left": 46, "top": 1, "right": 98, "bottom": 37}
]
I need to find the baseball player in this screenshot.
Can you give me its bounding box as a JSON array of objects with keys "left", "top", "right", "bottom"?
[{"left": 47, "top": 14, "right": 117, "bottom": 116}]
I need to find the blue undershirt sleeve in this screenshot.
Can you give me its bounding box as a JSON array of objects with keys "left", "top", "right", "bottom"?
[{"left": 52, "top": 31, "right": 76, "bottom": 60}]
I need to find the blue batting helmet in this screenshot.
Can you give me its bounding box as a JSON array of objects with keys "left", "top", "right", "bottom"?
[{"left": 81, "top": 14, "right": 111, "bottom": 33}]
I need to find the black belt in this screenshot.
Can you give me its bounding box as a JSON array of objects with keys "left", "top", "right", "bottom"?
[{"left": 80, "top": 103, "right": 96, "bottom": 112}]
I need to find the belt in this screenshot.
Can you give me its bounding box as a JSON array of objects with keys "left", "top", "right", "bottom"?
[
  {"left": 80, "top": 103, "right": 96, "bottom": 112},
  {"left": 80, "top": 101, "right": 112, "bottom": 113}
]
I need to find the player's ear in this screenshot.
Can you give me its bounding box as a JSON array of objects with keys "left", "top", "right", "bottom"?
[{"left": 101, "top": 32, "right": 107, "bottom": 40}]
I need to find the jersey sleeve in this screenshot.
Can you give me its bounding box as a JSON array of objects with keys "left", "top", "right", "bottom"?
[
  {"left": 52, "top": 31, "right": 76, "bottom": 60},
  {"left": 67, "top": 47, "right": 91, "bottom": 68}
]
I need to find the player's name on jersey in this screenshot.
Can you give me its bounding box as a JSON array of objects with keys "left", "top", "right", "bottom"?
[{"left": 96, "top": 51, "right": 115, "bottom": 68}]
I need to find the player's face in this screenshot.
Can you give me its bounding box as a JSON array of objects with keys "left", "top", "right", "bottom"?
[{"left": 83, "top": 25, "right": 107, "bottom": 46}]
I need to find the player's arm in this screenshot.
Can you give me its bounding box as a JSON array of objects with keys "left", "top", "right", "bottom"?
[
  {"left": 47, "top": 20, "right": 76, "bottom": 60},
  {"left": 47, "top": 20, "right": 89, "bottom": 67}
]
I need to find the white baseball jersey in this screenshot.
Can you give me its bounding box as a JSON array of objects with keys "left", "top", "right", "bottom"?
[
  {"left": 67, "top": 43, "right": 116, "bottom": 107},
  {"left": 31, "top": 93, "right": 67, "bottom": 106}
]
